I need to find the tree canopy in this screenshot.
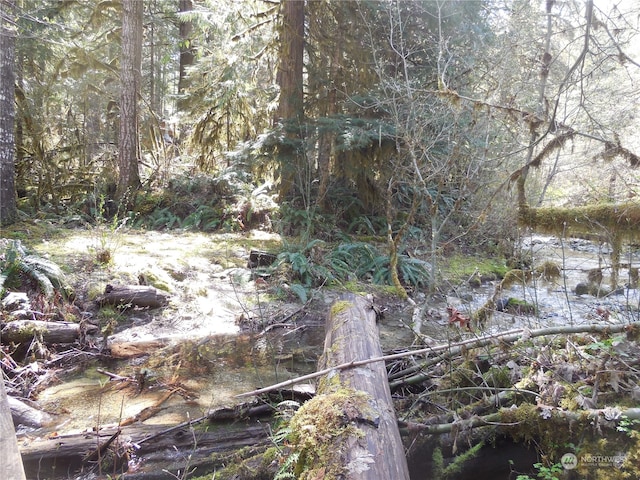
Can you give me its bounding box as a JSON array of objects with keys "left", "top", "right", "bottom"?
[{"left": 1, "top": 0, "right": 640, "bottom": 250}]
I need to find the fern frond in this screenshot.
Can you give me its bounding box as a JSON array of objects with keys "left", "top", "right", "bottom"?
[
  {"left": 23, "top": 255, "right": 68, "bottom": 294},
  {"left": 274, "top": 451, "right": 299, "bottom": 480},
  {"left": 0, "top": 240, "right": 69, "bottom": 297},
  {"left": 21, "top": 264, "right": 55, "bottom": 297}
]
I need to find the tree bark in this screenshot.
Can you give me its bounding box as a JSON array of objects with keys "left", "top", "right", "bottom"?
[
  {"left": 116, "top": 0, "right": 143, "bottom": 202},
  {"left": 177, "top": 0, "right": 194, "bottom": 99},
  {"left": 276, "top": 0, "right": 305, "bottom": 201},
  {"left": 0, "top": 380, "right": 26, "bottom": 480},
  {"left": 0, "top": 0, "right": 17, "bottom": 225},
  {"left": 291, "top": 294, "right": 410, "bottom": 480}
]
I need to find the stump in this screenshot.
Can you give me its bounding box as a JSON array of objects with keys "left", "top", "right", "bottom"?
[
  {"left": 247, "top": 250, "right": 277, "bottom": 268},
  {"left": 288, "top": 293, "right": 410, "bottom": 480}
]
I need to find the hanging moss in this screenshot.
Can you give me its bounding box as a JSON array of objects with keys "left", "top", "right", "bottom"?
[
  {"left": 442, "top": 441, "right": 484, "bottom": 479},
  {"left": 499, "top": 404, "right": 580, "bottom": 454}
]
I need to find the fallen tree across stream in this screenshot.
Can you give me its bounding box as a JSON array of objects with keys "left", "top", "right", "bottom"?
[
  {"left": 14, "top": 303, "right": 640, "bottom": 479},
  {"left": 280, "top": 293, "right": 410, "bottom": 480}
]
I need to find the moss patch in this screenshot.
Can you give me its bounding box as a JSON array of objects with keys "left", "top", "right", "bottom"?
[
  {"left": 442, "top": 255, "right": 510, "bottom": 283},
  {"left": 287, "top": 388, "right": 373, "bottom": 479},
  {"left": 330, "top": 300, "right": 354, "bottom": 317}
]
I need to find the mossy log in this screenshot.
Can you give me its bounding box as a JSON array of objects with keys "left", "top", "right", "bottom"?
[
  {"left": 1, "top": 319, "right": 92, "bottom": 344},
  {"left": 1, "top": 381, "right": 26, "bottom": 480},
  {"left": 404, "top": 405, "right": 640, "bottom": 436},
  {"left": 518, "top": 202, "right": 640, "bottom": 238},
  {"left": 288, "top": 293, "right": 409, "bottom": 480},
  {"left": 519, "top": 203, "right": 633, "bottom": 288},
  {"left": 96, "top": 284, "right": 169, "bottom": 309},
  {"left": 18, "top": 403, "right": 273, "bottom": 479}
]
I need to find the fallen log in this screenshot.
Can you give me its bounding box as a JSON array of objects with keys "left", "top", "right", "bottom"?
[
  {"left": 1, "top": 319, "right": 92, "bottom": 344},
  {"left": 96, "top": 284, "right": 169, "bottom": 309},
  {"left": 8, "top": 395, "right": 54, "bottom": 428},
  {"left": 1, "top": 381, "right": 26, "bottom": 480},
  {"left": 19, "top": 403, "right": 274, "bottom": 479},
  {"left": 286, "top": 293, "right": 410, "bottom": 480}
]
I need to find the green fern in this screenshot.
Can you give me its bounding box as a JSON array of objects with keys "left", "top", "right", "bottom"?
[
  {"left": 398, "top": 255, "right": 431, "bottom": 288},
  {"left": 274, "top": 239, "right": 431, "bottom": 293},
  {"left": 23, "top": 255, "right": 67, "bottom": 296},
  {"left": 0, "top": 240, "right": 70, "bottom": 298},
  {"left": 182, "top": 205, "right": 220, "bottom": 231},
  {"left": 274, "top": 452, "right": 299, "bottom": 480},
  {"left": 288, "top": 283, "right": 308, "bottom": 303},
  {"left": 271, "top": 421, "right": 299, "bottom": 480}
]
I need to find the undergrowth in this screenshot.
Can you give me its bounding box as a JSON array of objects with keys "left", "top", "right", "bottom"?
[
  {"left": 0, "top": 239, "right": 70, "bottom": 298},
  {"left": 269, "top": 238, "right": 432, "bottom": 301}
]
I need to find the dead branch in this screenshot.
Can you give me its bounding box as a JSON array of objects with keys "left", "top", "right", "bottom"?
[
  {"left": 237, "top": 321, "right": 640, "bottom": 398},
  {"left": 401, "top": 406, "right": 640, "bottom": 436},
  {"left": 389, "top": 321, "right": 639, "bottom": 389},
  {"left": 119, "top": 389, "right": 177, "bottom": 426}
]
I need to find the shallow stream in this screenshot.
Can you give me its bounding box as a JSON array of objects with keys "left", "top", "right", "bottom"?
[{"left": 27, "top": 233, "right": 640, "bottom": 439}]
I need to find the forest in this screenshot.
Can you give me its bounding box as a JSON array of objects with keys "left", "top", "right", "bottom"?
[{"left": 2, "top": 0, "right": 640, "bottom": 479}]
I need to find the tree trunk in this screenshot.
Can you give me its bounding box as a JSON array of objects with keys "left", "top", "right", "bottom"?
[
  {"left": 0, "top": 0, "right": 17, "bottom": 226},
  {"left": 0, "top": 380, "right": 26, "bottom": 480},
  {"left": 276, "top": 0, "right": 305, "bottom": 201},
  {"left": 290, "top": 294, "right": 410, "bottom": 480},
  {"left": 315, "top": 39, "right": 341, "bottom": 210},
  {"left": 116, "top": 0, "right": 143, "bottom": 202},
  {"left": 178, "top": 0, "right": 195, "bottom": 98}
]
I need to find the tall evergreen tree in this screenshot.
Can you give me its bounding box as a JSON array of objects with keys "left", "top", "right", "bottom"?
[
  {"left": 0, "top": 0, "right": 17, "bottom": 225},
  {"left": 116, "top": 0, "right": 143, "bottom": 202},
  {"left": 276, "top": 0, "right": 305, "bottom": 201},
  {"left": 178, "top": 0, "right": 195, "bottom": 97}
]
